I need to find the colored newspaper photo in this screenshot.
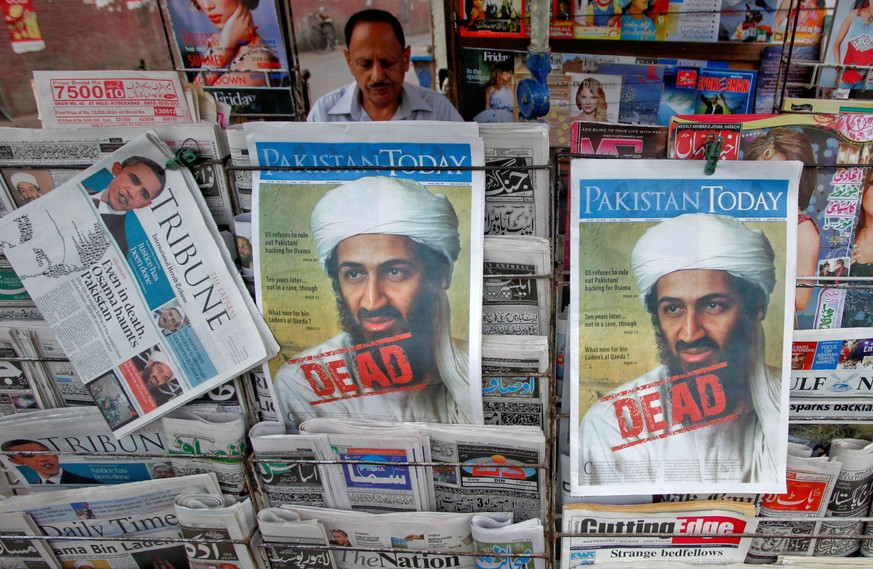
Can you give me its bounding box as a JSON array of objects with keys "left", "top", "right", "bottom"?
[
  {"left": 246, "top": 122, "right": 485, "bottom": 430},
  {"left": 569, "top": 159, "right": 799, "bottom": 495},
  {"left": 0, "top": 132, "right": 275, "bottom": 437}
]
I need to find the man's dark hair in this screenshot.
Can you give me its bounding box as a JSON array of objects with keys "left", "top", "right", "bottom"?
[
  {"left": 1, "top": 439, "right": 46, "bottom": 452},
  {"left": 643, "top": 272, "right": 766, "bottom": 317},
  {"left": 120, "top": 155, "right": 167, "bottom": 197},
  {"left": 345, "top": 9, "right": 405, "bottom": 48}
]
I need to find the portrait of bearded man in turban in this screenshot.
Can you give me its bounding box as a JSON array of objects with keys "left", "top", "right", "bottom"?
[
  {"left": 274, "top": 176, "right": 474, "bottom": 429},
  {"left": 578, "top": 213, "right": 784, "bottom": 487}
]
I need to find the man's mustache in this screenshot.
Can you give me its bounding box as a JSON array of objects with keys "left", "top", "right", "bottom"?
[
  {"left": 675, "top": 338, "right": 720, "bottom": 352},
  {"left": 358, "top": 306, "right": 403, "bottom": 320}
]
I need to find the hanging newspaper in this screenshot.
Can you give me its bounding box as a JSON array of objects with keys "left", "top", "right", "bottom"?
[
  {"left": 569, "top": 159, "right": 798, "bottom": 496},
  {"left": 0, "top": 131, "right": 277, "bottom": 437},
  {"left": 245, "top": 122, "right": 485, "bottom": 430}
]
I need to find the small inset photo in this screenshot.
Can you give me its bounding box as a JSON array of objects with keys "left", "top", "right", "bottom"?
[
  {"left": 153, "top": 300, "right": 190, "bottom": 336},
  {"left": 85, "top": 370, "right": 139, "bottom": 431},
  {"left": 1, "top": 168, "right": 56, "bottom": 207}
]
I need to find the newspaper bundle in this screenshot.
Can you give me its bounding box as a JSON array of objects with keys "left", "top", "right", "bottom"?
[
  {"left": 471, "top": 513, "right": 545, "bottom": 569},
  {"left": 483, "top": 236, "right": 551, "bottom": 336},
  {"left": 257, "top": 506, "right": 335, "bottom": 569},
  {"left": 0, "top": 511, "right": 61, "bottom": 567},
  {"left": 32, "top": 71, "right": 197, "bottom": 128},
  {"left": 478, "top": 123, "right": 550, "bottom": 238},
  {"left": 0, "top": 407, "right": 171, "bottom": 492},
  {"left": 0, "top": 131, "right": 278, "bottom": 436},
  {"left": 791, "top": 329, "right": 873, "bottom": 422},
  {"left": 245, "top": 121, "right": 485, "bottom": 429},
  {"left": 481, "top": 335, "right": 549, "bottom": 428},
  {"left": 175, "top": 493, "right": 261, "bottom": 569},
  {"left": 161, "top": 408, "right": 248, "bottom": 496},
  {"left": 746, "top": 450, "right": 842, "bottom": 563},
  {"left": 255, "top": 505, "right": 490, "bottom": 569},
  {"left": 0, "top": 124, "right": 236, "bottom": 230},
  {"left": 0, "top": 472, "right": 221, "bottom": 568},
  {"left": 561, "top": 501, "right": 758, "bottom": 566},
  {"left": 569, "top": 158, "right": 799, "bottom": 496},
  {"left": 814, "top": 439, "right": 873, "bottom": 557}
]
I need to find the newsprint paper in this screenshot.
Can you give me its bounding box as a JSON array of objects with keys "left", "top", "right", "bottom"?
[
  {"left": 569, "top": 159, "right": 799, "bottom": 496},
  {"left": 0, "top": 132, "right": 277, "bottom": 437},
  {"left": 245, "top": 121, "right": 485, "bottom": 429}
]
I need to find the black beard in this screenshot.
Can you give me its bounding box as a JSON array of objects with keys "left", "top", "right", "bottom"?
[
  {"left": 653, "top": 312, "right": 757, "bottom": 399},
  {"left": 334, "top": 284, "right": 440, "bottom": 377}
]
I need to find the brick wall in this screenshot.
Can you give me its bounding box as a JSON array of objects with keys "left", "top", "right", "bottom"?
[{"left": 1, "top": 0, "right": 173, "bottom": 117}]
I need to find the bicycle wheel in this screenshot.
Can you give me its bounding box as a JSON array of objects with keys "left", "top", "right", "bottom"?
[{"left": 307, "top": 26, "right": 329, "bottom": 54}]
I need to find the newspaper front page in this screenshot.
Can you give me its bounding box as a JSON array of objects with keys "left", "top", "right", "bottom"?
[
  {"left": 245, "top": 121, "right": 485, "bottom": 429},
  {"left": 0, "top": 473, "right": 221, "bottom": 568},
  {"left": 569, "top": 159, "right": 799, "bottom": 496},
  {"left": 0, "top": 132, "right": 276, "bottom": 437}
]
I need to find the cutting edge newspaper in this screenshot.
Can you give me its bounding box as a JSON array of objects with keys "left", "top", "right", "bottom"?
[
  {"left": 245, "top": 121, "right": 486, "bottom": 429},
  {"left": 0, "top": 472, "right": 221, "bottom": 568},
  {"left": 0, "top": 131, "right": 277, "bottom": 437},
  {"left": 561, "top": 501, "right": 758, "bottom": 567},
  {"left": 568, "top": 159, "right": 799, "bottom": 496}
]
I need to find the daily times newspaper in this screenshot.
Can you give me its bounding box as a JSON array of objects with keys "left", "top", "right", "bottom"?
[
  {"left": 245, "top": 122, "right": 485, "bottom": 429},
  {"left": 569, "top": 159, "right": 799, "bottom": 495},
  {"left": 0, "top": 132, "right": 277, "bottom": 436},
  {"left": 0, "top": 473, "right": 221, "bottom": 568}
]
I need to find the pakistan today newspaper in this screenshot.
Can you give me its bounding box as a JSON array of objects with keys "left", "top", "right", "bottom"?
[
  {"left": 0, "top": 132, "right": 276, "bottom": 437},
  {"left": 245, "top": 122, "right": 486, "bottom": 430},
  {"left": 569, "top": 159, "right": 799, "bottom": 496}
]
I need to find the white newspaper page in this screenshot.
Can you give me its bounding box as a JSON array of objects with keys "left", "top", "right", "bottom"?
[
  {"left": 0, "top": 132, "right": 276, "bottom": 437},
  {"left": 32, "top": 71, "right": 195, "bottom": 128},
  {"left": 246, "top": 121, "right": 485, "bottom": 430},
  {"left": 471, "top": 513, "right": 546, "bottom": 569},
  {"left": 569, "top": 159, "right": 799, "bottom": 495},
  {"left": 175, "top": 493, "right": 259, "bottom": 569},
  {"left": 0, "top": 473, "right": 221, "bottom": 568}
]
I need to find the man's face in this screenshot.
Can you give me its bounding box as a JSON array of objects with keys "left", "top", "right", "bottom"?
[
  {"left": 146, "top": 362, "right": 174, "bottom": 387},
  {"left": 7, "top": 442, "right": 60, "bottom": 478},
  {"left": 158, "top": 308, "right": 183, "bottom": 332},
  {"left": 331, "top": 530, "right": 350, "bottom": 545},
  {"left": 105, "top": 161, "right": 162, "bottom": 211},
  {"left": 154, "top": 465, "right": 174, "bottom": 478},
  {"left": 16, "top": 182, "right": 40, "bottom": 203},
  {"left": 335, "top": 234, "right": 430, "bottom": 342},
  {"left": 654, "top": 269, "right": 758, "bottom": 374},
  {"left": 344, "top": 21, "right": 410, "bottom": 115},
  {"left": 791, "top": 352, "right": 806, "bottom": 370}
]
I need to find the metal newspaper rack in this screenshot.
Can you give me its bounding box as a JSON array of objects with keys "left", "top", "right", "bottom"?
[{"left": 552, "top": 148, "right": 873, "bottom": 565}]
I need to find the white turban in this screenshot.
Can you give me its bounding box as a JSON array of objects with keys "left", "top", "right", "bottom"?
[
  {"left": 149, "top": 350, "right": 170, "bottom": 366},
  {"left": 631, "top": 213, "right": 776, "bottom": 308},
  {"left": 9, "top": 173, "right": 38, "bottom": 190},
  {"left": 311, "top": 177, "right": 460, "bottom": 276}
]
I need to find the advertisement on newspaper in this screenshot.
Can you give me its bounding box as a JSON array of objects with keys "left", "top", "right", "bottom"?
[
  {"left": 245, "top": 122, "right": 485, "bottom": 430},
  {"left": 0, "top": 132, "right": 274, "bottom": 437},
  {"left": 568, "top": 159, "right": 798, "bottom": 496},
  {"left": 0, "top": 473, "right": 221, "bottom": 568}
]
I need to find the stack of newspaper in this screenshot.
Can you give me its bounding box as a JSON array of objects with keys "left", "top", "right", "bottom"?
[
  {"left": 0, "top": 131, "right": 278, "bottom": 437},
  {"left": 175, "top": 492, "right": 262, "bottom": 569},
  {"left": 481, "top": 334, "right": 549, "bottom": 428},
  {"left": 250, "top": 418, "right": 546, "bottom": 521}
]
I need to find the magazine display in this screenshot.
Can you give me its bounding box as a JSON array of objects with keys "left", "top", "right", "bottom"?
[
  {"left": 569, "top": 159, "right": 798, "bottom": 496},
  {"left": 0, "top": 124, "right": 236, "bottom": 230},
  {"left": 471, "top": 513, "right": 546, "bottom": 569},
  {"left": 0, "top": 407, "right": 171, "bottom": 492},
  {"left": 175, "top": 493, "right": 260, "bottom": 569},
  {"left": 0, "top": 472, "right": 221, "bottom": 567},
  {"left": 669, "top": 113, "right": 873, "bottom": 330},
  {"left": 483, "top": 236, "right": 551, "bottom": 336},
  {"left": 0, "top": 511, "right": 61, "bottom": 568},
  {"left": 461, "top": 49, "right": 520, "bottom": 124},
  {"left": 479, "top": 123, "right": 550, "bottom": 238},
  {"left": 458, "top": 0, "right": 524, "bottom": 37},
  {"left": 245, "top": 121, "right": 485, "bottom": 430},
  {"left": 481, "top": 335, "right": 549, "bottom": 428},
  {"left": 32, "top": 71, "right": 196, "bottom": 128},
  {"left": 570, "top": 122, "right": 669, "bottom": 158},
  {"left": 0, "top": 132, "right": 277, "bottom": 437},
  {"left": 561, "top": 500, "right": 758, "bottom": 566},
  {"left": 161, "top": 407, "right": 247, "bottom": 496}
]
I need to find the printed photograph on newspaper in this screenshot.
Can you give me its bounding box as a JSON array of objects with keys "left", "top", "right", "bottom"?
[
  {"left": 246, "top": 122, "right": 485, "bottom": 430},
  {"left": 568, "top": 159, "right": 799, "bottom": 495},
  {"left": 0, "top": 132, "right": 273, "bottom": 437}
]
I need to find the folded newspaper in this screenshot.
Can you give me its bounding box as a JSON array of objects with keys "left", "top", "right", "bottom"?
[
  {"left": 0, "top": 131, "right": 278, "bottom": 436},
  {"left": 0, "top": 472, "right": 221, "bottom": 568},
  {"left": 175, "top": 493, "right": 261, "bottom": 569}
]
